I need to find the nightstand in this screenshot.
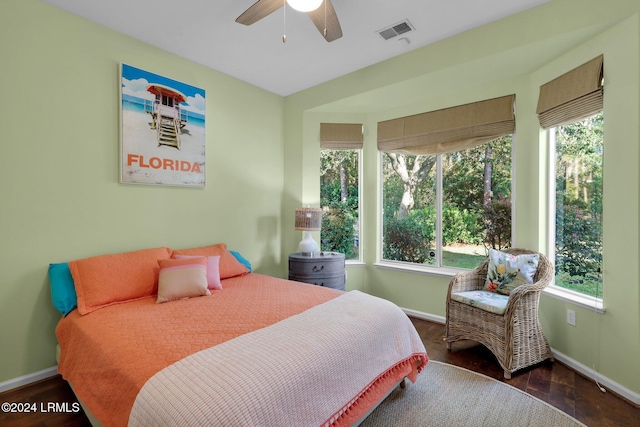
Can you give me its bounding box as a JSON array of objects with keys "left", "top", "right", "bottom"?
[{"left": 288, "top": 252, "right": 345, "bottom": 291}]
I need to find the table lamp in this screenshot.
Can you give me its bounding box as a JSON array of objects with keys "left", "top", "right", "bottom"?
[{"left": 295, "top": 207, "right": 322, "bottom": 255}]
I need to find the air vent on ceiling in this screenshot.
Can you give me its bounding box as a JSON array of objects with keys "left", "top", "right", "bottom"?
[{"left": 376, "top": 20, "right": 414, "bottom": 41}]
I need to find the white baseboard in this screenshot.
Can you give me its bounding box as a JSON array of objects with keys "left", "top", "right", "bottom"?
[
  {"left": 403, "top": 307, "right": 640, "bottom": 406},
  {"left": 402, "top": 307, "right": 446, "bottom": 324},
  {"left": 0, "top": 366, "right": 58, "bottom": 394}
]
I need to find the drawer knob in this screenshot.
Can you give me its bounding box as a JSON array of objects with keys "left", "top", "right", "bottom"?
[{"left": 312, "top": 265, "right": 324, "bottom": 272}]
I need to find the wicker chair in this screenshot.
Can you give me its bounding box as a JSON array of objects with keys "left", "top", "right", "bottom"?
[{"left": 443, "top": 248, "right": 554, "bottom": 379}]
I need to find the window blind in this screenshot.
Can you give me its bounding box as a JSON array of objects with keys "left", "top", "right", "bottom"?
[
  {"left": 377, "top": 95, "right": 515, "bottom": 155},
  {"left": 320, "top": 123, "right": 363, "bottom": 150},
  {"left": 536, "top": 55, "right": 603, "bottom": 129}
]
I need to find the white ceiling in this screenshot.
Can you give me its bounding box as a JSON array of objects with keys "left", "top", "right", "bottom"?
[{"left": 40, "top": 0, "right": 550, "bottom": 96}]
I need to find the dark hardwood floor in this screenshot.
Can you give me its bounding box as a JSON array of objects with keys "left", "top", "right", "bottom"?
[
  {"left": 1, "top": 317, "right": 638, "bottom": 426},
  {"left": 410, "top": 318, "right": 640, "bottom": 427}
]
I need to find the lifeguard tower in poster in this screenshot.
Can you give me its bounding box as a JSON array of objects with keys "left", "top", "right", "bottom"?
[
  {"left": 121, "top": 63, "right": 205, "bottom": 187},
  {"left": 145, "top": 83, "right": 187, "bottom": 149}
]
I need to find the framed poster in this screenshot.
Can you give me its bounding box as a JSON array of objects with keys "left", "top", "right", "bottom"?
[{"left": 120, "top": 64, "right": 206, "bottom": 187}]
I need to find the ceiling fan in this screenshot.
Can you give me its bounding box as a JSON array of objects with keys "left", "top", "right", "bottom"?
[{"left": 236, "top": 0, "right": 343, "bottom": 42}]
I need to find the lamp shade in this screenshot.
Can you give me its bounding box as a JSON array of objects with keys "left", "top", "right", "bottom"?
[
  {"left": 295, "top": 207, "right": 322, "bottom": 231},
  {"left": 287, "top": 0, "right": 323, "bottom": 12}
]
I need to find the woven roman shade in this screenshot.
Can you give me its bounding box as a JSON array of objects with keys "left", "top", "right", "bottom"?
[
  {"left": 536, "top": 55, "right": 603, "bottom": 129},
  {"left": 377, "top": 95, "right": 515, "bottom": 155},
  {"left": 320, "top": 123, "right": 363, "bottom": 150}
]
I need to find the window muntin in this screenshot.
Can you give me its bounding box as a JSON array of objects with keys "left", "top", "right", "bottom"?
[
  {"left": 320, "top": 149, "right": 361, "bottom": 261},
  {"left": 381, "top": 136, "right": 512, "bottom": 269},
  {"left": 549, "top": 112, "right": 603, "bottom": 299}
]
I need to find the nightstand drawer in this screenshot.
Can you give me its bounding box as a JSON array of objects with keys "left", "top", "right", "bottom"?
[
  {"left": 288, "top": 252, "right": 346, "bottom": 291},
  {"left": 288, "top": 274, "right": 345, "bottom": 290},
  {"left": 288, "top": 256, "right": 343, "bottom": 277}
]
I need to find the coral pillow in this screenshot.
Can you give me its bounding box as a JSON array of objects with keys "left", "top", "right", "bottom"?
[
  {"left": 484, "top": 249, "right": 539, "bottom": 295},
  {"left": 157, "top": 257, "right": 210, "bottom": 304},
  {"left": 173, "top": 255, "right": 222, "bottom": 290},
  {"left": 172, "top": 243, "right": 248, "bottom": 279},
  {"left": 69, "top": 247, "right": 171, "bottom": 315}
]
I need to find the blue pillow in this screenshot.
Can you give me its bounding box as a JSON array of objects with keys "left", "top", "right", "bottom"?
[
  {"left": 230, "top": 250, "right": 252, "bottom": 273},
  {"left": 49, "top": 263, "right": 77, "bottom": 316}
]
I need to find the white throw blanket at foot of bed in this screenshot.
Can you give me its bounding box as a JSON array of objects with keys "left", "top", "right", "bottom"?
[{"left": 128, "top": 290, "right": 427, "bottom": 427}]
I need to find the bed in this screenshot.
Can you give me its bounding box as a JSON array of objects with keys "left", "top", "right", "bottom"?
[{"left": 52, "top": 244, "right": 428, "bottom": 426}]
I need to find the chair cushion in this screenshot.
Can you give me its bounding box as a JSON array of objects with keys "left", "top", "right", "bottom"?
[
  {"left": 451, "top": 290, "right": 509, "bottom": 315},
  {"left": 484, "top": 249, "right": 539, "bottom": 295}
]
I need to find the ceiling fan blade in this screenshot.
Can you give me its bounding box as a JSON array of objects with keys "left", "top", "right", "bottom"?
[
  {"left": 308, "top": 0, "right": 343, "bottom": 42},
  {"left": 236, "top": 0, "right": 283, "bottom": 26}
]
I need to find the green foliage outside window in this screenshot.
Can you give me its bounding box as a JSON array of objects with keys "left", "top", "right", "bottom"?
[
  {"left": 442, "top": 204, "right": 482, "bottom": 245},
  {"left": 383, "top": 208, "right": 435, "bottom": 264},
  {"left": 554, "top": 112, "right": 603, "bottom": 298},
  {"left": 320, "top": 150, "right": 359, "bottom": 260},
  {"left": 382, "top": 136, "right": 512, "bottom": 268},
  {"left": 321, "top": 206, "right": 358, "bottom": 259},
  {"left": 482, "top": 197, "right": 512, "bottom": 251}
]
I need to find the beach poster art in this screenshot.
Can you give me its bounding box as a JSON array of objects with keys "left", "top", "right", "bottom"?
[{"left": 120, "top": 64, "right": 205, "bottom": 187}]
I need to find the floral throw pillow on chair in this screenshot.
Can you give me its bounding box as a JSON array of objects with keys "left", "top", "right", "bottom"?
[{"left": 484, "top": 249, "right": 539, "bottom": 295}]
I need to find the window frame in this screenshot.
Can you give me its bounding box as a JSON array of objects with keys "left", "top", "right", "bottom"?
[
  {"left": 376, "top": 135, "right": 516, "bottom": 276},
  {"left": 320, "top": 147, "right": 363, "bottom": 264},
  {"left": 545, "top": 125, "right": 605, "bottom": 312}
]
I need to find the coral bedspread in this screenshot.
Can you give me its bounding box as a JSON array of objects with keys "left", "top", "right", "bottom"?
[{"left": 56, "top": 274, "right": 428, "bottom": 426}]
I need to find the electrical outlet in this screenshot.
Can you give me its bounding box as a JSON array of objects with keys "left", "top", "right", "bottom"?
[{"left": 567, "top": 309, "right": 576, "bottom": 326}]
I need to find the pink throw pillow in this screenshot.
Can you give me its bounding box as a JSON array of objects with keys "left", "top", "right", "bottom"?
[
  {"left": 171, "top": 243, "right": 248, "bottom": 279},
  {"left": 157, "top": 257, "right": 210, "bottom": 304},
  {"left": 173, "top": 255, "right": 222, "bottom": 290}
]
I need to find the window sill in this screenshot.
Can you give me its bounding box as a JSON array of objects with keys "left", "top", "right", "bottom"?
[
  {"left": 345, "top": 261, "right": 365, "bottom": 267},
  {"left": 374, "top": 261, "right": 464, "bottom": 279},
  {"left": 543, "top": 285, "right": 605, "bottom": 314},
  {"left": 374, "top": 262, "right": 606, "bottom": 313}
]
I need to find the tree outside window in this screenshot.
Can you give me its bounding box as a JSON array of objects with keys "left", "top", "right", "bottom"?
[
  {"left": 382, "top": 136, "right": 512, "bottom": 269},
  {"left": 552, "top": 112, "right": 603, "bottom": 298},
  {"left": 320, "top": 149, "right": 360, "bottom": 260}
]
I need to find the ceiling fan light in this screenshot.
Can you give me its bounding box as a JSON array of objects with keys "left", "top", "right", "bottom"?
[{"left": 287, "top": 0, "right": 323, "bottom": 13}]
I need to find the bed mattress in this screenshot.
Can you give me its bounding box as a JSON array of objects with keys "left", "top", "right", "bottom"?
[{"left": 56, "top": 273, "right": 427, "bottom": 426}]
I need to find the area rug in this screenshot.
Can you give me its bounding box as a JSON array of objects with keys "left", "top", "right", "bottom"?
[{"left": 360, "top": 361, "right": 585, "bottom": 427}]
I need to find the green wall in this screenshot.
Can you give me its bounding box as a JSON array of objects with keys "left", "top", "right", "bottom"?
[
  {"left": 285, "top": 0, "right": 640, "bottom": 396},
  {"left": 0, "top": 0, "right": 284, "bottom": 383}
]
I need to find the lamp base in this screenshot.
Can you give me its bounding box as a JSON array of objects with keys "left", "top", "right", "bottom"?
[{"left": 298, "top": 231, "right": 319, "bottom": 255}]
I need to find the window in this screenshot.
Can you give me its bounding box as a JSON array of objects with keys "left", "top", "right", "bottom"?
[
  {"left": 161, "top": 95, "right": 174, "bottom": 107},
  {"left": 381, "top": 136, "right": 512, "bottom": 269},
  {"left": 549, "top": 112, "right": 603, "bottom": 299},
  {"left": 320, "top": 149, "right": 361, "bottom": 261},
  {"left": 536, "top": 55, "right": 604, "bottom": 304}
]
